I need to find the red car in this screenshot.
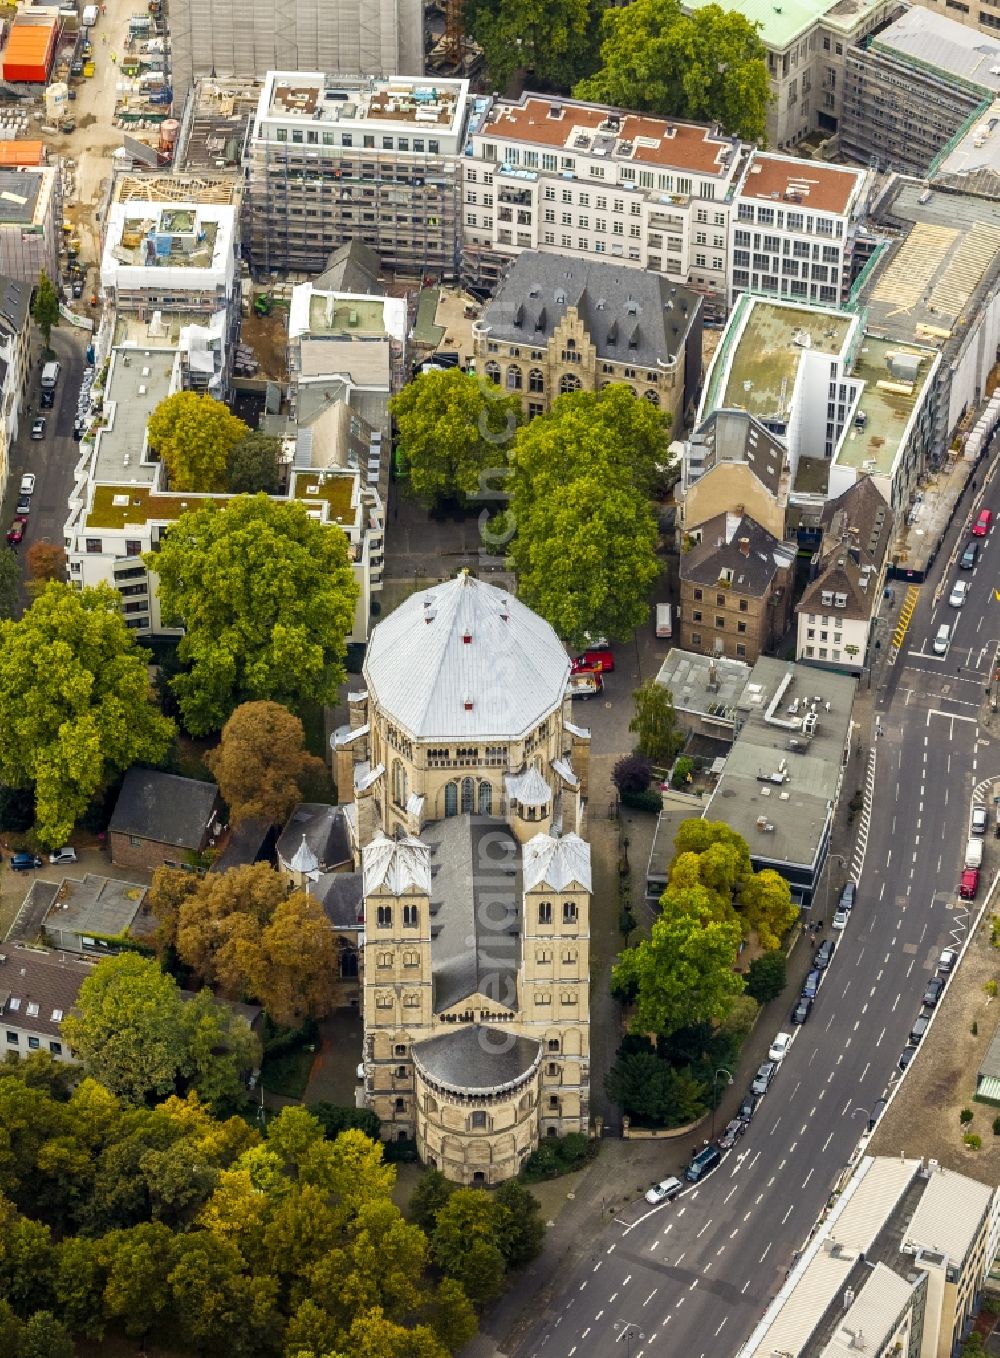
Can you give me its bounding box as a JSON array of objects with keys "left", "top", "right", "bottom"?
[
  {"left": 971, "top": 508, "right": 993, "bottom": 537},
  {"left": 6, "top": 516, "right": 26, "bottom": 546},
  {"left": 572, "top": 646, "right": 615, "bottom": 674}
]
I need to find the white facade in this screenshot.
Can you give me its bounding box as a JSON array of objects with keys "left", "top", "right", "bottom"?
[
  {"left": 101, "top": 199, "right": 238, "bottom": 310},
  {"left": 730, "top": 152, "right": 870, "bottom": 307},
  {"left": 796, "top": 605, "right": 869, "bottom": 670},
  {"left": 461, "top": 94, "right": 749, "bottom": 309}
]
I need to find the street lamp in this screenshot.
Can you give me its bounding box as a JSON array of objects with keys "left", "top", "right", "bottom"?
[
  {"left": 617, "top": 1325, "right": 644, "bottom": 1357},
  {"left": 711, "top": 1066, "right": 734, "bottom": 1141},
  {"left": 852, "top": 1106, "right": 872, "bottom": 1133}
]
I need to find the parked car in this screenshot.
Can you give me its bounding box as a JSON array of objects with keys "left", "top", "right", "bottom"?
[
  {"left": 738, "top": 1092, "right": 759, "bottom": 1123},
  {"left": 959, "top": 867, "right": 979, "bottom": 900},
  {"left": 718, "top": 1118, "right": 745, "bottom": 1151},
  {"left": 6, "top": 517, "right": 26, "bottom": 546},
  {"left": 814, "top": 938, "right": 835, "bottom": 970},
  {"left": 19, "top": 473, "right": 34, "bottom": 496},
  {"left": 949, "top": 580, "right": 969, "bottom": 608},
  {"left": 838, "top": 880, "right": 856, "bottom": 912},
  {"left": 832, "top": 906, "right": 849, "bottom": 931},
  {"left": 645, "top": 1176, "right": 683, "bottom": 1205},
  {"left": 971, "top": 507, "right": 993, "bottom": 536},
  {"left": 684, "top": 1144, "right": 722, "bottom": 1183},
  {"left": 933, "top": 623, "right": 951, "bottom": 656},
  {"left": 791, "top": 995, "right": 813, "bottom": 1025},
  {"left": 10, "top": 852, "right": 41, "bottom": 871},
  {"left": 48, "top": 847, "right": 77, "bottom": 865},
  {"left": 802, "top": 968, "right": 822, "bottom": 1000},
  {"left": 768, "top": 1032, "right": 792, "bottom": 1062},
  {"left": 922, "top": 975, "right": 944, "bottom": 1008},
  {"left": 15, "top": 496, "right": 30, "bottom": 516},
  {"left": 751, "top": 1061, "right": 776, "bottom": 1096},
  {"left": 30, "top": 417, "right": 46, "bottom": 440},
  {"left": 971, "top": 806, "right": 988, "bottom": 836},
  {"left": 39, "top": 389, "right": 54, "bottom": 409},
  {"left": 959, "top": 542, "right": 979, "bottom": 569},
  {"left": 72, "top": 279, "right": 84, "bottom": 299},
  {"left": 938, "top": 948, "right": 957, "bottom": 974},
  {"left": 908, "top": 1012, "right": 931, "bottom": 1046},
  {"left": 897, "top": 1047, "right": 916, "bottom": 1072}
]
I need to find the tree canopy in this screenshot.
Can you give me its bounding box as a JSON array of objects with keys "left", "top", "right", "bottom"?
[
  {"left": 389, "top": 368, "right": 520, "bottom": 506},
  {"left": 150, "top": 495, "right": 359, "bottom": 736},
  {"left": 147, "top": 392, "right": 249, "bottom": 492},
  {"left": 464, "top": 0, "right": 600, "bottom": 93},
  {"left": 62, "top": 953, "right": 259, "bottom": 1110},
  {"left": 24, "top": 542, "right": 67, "bottom": 601},
  {"left": 31, "top": 271, "right": 60, "bottom": 350},
  {"left": 629, "top": 680, "right": 685, "bottom": 766},
  {"left": 0, "top": 583, "right": 174, "bottom": 846},
  {"left": 227, "top": 432, "right": 282, "bottom": 495},
  {"left": 205, "top": 700, "right": 326, "bottom": 825},
  {"left": 0, "top": 546, "right": 19, "bottom": 620},
  {"left": 576, "top": 0, "right": 771, "bottom": 143}
]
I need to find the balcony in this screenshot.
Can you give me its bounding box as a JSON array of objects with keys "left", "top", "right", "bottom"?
[{"left": 499, "top": 187, "right": 533, "bottom": 206}]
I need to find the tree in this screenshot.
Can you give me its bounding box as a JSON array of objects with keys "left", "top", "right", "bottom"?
[
  {"left": 629, "top": 680, "right": 685, "bottom": 766},
  {"left": 0, "top": 547, "right": 19, "bottom": 620},
  {"left": 464, "top": 0, "right": 599, "bottom": 93},
  {"left": 151, "top": 495, "right": 358, "bottom": 736},
  {"left": 745, "top": 950, "right": 787, "bottom": 1005},
  {"left": 19, "top": 1311, "right": 75, "bottom": 1358},
  {"left": 612, "top": 753, "right": 654, "bottom": 796},
  {"left": 604, "top": 1045, "right": 707, "bottom": 1126},
  {"left": 612, "top": 892, "right": 744, "bottom": 1037},
  {"left": 389, "top": 368, "right": 520, "bottom": 506},
  {"left": 494, "top": 1180, "right": 544, "bottom": 1268},
  {"left": 431, "top": 1189, "right": 508, "bottom": 1307},
  {"left": 146, "top": 391, "right": 249, "bottom": 492},
  {"left": 310, "top": 1102, "right": 383, "bottom": 1143},
  {"left": 0, "top": 583, "right": 174, "bottom": 846},
  {"left": 24, "top": 542, "right": 67, "bottom": 601},
  {"left": 410, "top": 1168, "right": 455, "bottom": 1235},
  {"left": 227, "top": 432, "right": 282, "bottom": 494},
  {"left": 182, "top": 989, "right": 262, "bottom": 1111},
  {"left": 739, "top": 869, "right": 797, "bottom": 950},
  {"left": 32, "top": 271, "right": 60, "bottom": 351},
  {"left": 206, "top": 700, "right": 326, "bottom": 825},
  {"left": 576, "top": 0, "right": 771, "bottom": 143},
  {"left": 258, "top": 893, "right": 339, "bottom": 1026}
]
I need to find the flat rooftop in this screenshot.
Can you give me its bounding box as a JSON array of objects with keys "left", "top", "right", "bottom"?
[
  {"left": 655, "top": 649, "right": 750, "bottom": 727},
  {"left": 0, "top": 166, "right": 44, "bottom": 224},
  {"left": 94, "top": 345, "right": 177, "bottom": 487},
  {"left": 739, "top": 151, "right": 865, "bottom": 216},
  {"left": 102, "top": 199, "right": 236, "bottom": 291},
  {"left": 708, "top": 296, "right": 853, "bottom": 423},
  {"left": 704, "top": 657, "right": 856, "bottom": 873},
  {"left": 932, "top": 99, "right": 1000, "bottom": 197},
  {"left": 871, "top": 6, "right": 1000, "bottom": 91},
  {"left": 837, "top": 334, "right": 936, "bottom": 475},
  {"left": 42, "top": 873, "right": 147, "bottom": 941},
  {"left": 177, "top": 79, "right": 261, "bottom": 172},
  {"left": 684, "top": 0, "right": 886, "bottom": 50},
  {"left": 290, "top": 467, "right": 358, "bottom": 528},
  {"left": 260, "top": 71, "right": 468, "bottom": 132},
  {"left": 476, "top": 95, "right": 740, "bottom": 179}
]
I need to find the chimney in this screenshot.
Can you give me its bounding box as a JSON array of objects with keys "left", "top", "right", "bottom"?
[
  {"left": 464, "top": 696, "right": 473, "bottom": 710},
  {"left": 424, "top": 598, "right": 436, "bottom": 624},
  {"left": 843, "top": 1288, "right": 855, "bottom": 1311},
  {"left": 463, "top": 631, "right": 472, "bottom": 644},
  {"left": 500, "top": 597, "right": 509, "bottom": 621},
  {"left": 738, "top": 537, "right": 750, "bottom": 557}
]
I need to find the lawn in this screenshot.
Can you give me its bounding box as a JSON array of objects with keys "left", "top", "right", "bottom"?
[{"left": 260, "top": 1043, "right": 316, "bottom": 1100}]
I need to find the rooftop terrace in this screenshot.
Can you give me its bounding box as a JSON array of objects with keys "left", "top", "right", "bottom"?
[
  {"left": 94, "top": 346, "right": 176, "bottom": 486},
  {"left": 307, "top": 295, "right": 391, "bottom": 337},
  {"left": 264, "top": 73, "right": 466, "bottom": 130},
  {"left": 290, "top": 468, "right": 358, "bottom": 527},
  {"left": 86, "top": 483, "right": 222, "bottom": 531}
]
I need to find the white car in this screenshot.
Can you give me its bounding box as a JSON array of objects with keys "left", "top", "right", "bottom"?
[
  {"left": 19, "top": 473, "right": 34, "bottom": 496},
  {"left": 768, "top": 1031, "right": 792, "bottom": 1062},
  {"left": 948, "top": 581, "right": 968, "bottom": 608},
  {"left": 48, "top": 846, "right": 77, "bottom": 864},
  {"left": 645, "top": 1176, "right": 682, "bottom": 1205},
  {"left": 832, "top": 906, "right": 849, "bottom": 930}
]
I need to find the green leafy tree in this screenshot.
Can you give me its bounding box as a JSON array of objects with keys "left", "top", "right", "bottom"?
[
  {"left": 629, "top": 680, "right": 685, "bottom": 766},
  {"left": 739, "top": 868, "right": 797, "bottom": 950},
  {"left": 32, "top": 270, "right": 60, "bottom": 350},
  {"left": 146, "top": 391, "right": 249, "bottom": 492},
  {"left": 205, "top": 700, "right": 326, "bottom": 825},
  {"left": 101, "top": 1222, "right": 175, "bottom": 1339},
  {"left": 576, "top": 0, "right": 771, "bottom": 143},
  {"left": 613, "top": 891, "right": 744, "bottom": 1037},
  {"left": 745, "top": 950, "right": 787, "bottom": 1004},
  {"left": 494, "top": 1180, "right": 544, "bottom": 1268},
  {"left": 182, "top": 989, "right": 262, "bottom": 1111},
  {"left": 464, "top": 0, "right": 599, "bottom": 92},
  {"left": 389, "top": 368, "right": 520, "bottom": 506},
  {"left": 0, "top": 547, "right": 18, "bottom": 620},
  {"left": 0, "top": 583, "right": 174, "bottom": 846},
  {"left": 604, "top": 1043, "right": 707, "bottom": 1126},
  {"left": 227, "top": 431, "right": 282, "bottom": 494},
  {"left": 422, "top": 1277, "right": 478, "bottom": 1353},
  {"left": 151, "top": 495, "right": 358, "bottom": 736},
  {"left": 410, "top": 1168, "right": 455, "bottom": 1234},
  {"left": 431, "top": 1189, "right": 508, "bottom": 1307},
  {"left": 19, "top": 1311, "right": 75, "bottom": 1358},
  {"left": 310, "top": 1102, "right": 384, "bottom": 1143}
]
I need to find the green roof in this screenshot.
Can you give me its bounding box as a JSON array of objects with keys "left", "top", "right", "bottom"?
[
  {"left": 88, "top": 484, "right": 223, "bottom": 530},
  {"left": 291, "top": 470, "right": 357, "bottom": 526},
  {"left": 683, "top": 0, "right": 876, "bottom": 51}
]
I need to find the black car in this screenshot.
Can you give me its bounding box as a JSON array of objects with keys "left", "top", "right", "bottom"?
[
  {"left": 684, "top": 1143, "right": 722, "bottom": 1183},
  {"left": 802, "top": 968, "right": 822, "bottom": 1000},
  {"left": 960, "top": 542, "right": 979, "bottom": 570},
  {"left": 738, "top": 1092, "right": 759, "bottom": 1123},
  {"left": 40, "top": 389, "right": 54, "bottom": 409},
  {"left": 838, "top": 880, "right": 857, "bottom": 912},
  {"left": 72, "top": 280, "right": 84, "bottom": 298},
  {"left": 814, "top": 938, "right": 835, "bottom": 970},
  {"left": 898, "top": 1047, "right": 916, "bottom": 1072},
  {"left": 922, "top": 975, "right": 944, "bottom": 1008},
  {"left": 791, "top": 995, "right": 813, "bottom": 1025}
]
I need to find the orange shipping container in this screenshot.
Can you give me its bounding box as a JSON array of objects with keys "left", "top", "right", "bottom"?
[
  {"left": 0, "top": 140, "right": 45, "bottom": 167},
  {"left": 2, "top": 21, "right": 58, "bottom": 84}
]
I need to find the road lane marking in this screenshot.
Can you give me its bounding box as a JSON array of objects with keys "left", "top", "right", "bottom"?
[
  {"left": 643, "top": 1291, "right": 657, "bottom": 1307},
  {"left": 802, "top": 1168, "right": 814, "bottom": 1188},
  {"left": 696, "top": 1221, "right": 711, "bottom": 1238},
  {"left": 760, "top": 1244, "right": 771, "bottom": 1263},
  {"left": 742, "top": 1280, "right": 751, "bottom": 1294},
  {"left": 715, "top": 1319, "right": 728, "bottom": 1337},
  {"left": 724, "top": 1186, "right": 737, "bottom": 1203},
  {"left": 782, "top": 1204, "right": 794, "bottom": 1224},
  {"left": 822, "top": 1132, "right": 834, "bottom": 1151},
  {"left": 877, "top": 1026, "right": 885, "bottom": 1046}
]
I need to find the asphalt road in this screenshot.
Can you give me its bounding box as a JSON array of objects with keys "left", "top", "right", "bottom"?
[{"left": 510, "top": 470, "right": 999, "bottom": 1358}]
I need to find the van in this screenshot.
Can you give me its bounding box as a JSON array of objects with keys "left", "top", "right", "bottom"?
[
  {"left": 684, "top": 1144, "right": 722, "bottom": 1182},
  {"left": 81, "top": 3, "right": 99, "bottom": 24},
  {"left": 655, "top": 603, "right": 673, "bottom": 639},
  {"left": 932, "top": 623, "right": 951, "bottom": 655},
  {"left": 959, "top": 867, "right": 979, "bottom": 900},
  {"left": 41, "top": 360, "right": 60, "bottom": 391},
  {"left": 965, "top": 838, "right": 983, "bottom": 870}
]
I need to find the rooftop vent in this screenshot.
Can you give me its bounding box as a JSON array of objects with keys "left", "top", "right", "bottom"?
[
  {"left": 463, "top": 632, "right": 472, "bottom": 644},
  {"left": 463, "top": 696, "right": 474, "bottom": 710}
]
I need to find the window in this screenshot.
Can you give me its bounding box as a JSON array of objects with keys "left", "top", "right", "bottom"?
[
  {"left": 548, "top": 1038, "right": 561, "bottom": 1052},
  {"left": 507, "top": 364, "right": 522, "bottom": 390},
  {"left": 477, "top": 781, "right": 492, "bottom": 815},
  {"left": 403, "top": 993, "right": 420, "bottom": 1008},
  {"left": 560, "top": 991, "right": 574, "bottom": 1006},
  {"left": 403, "top": 904, "right": 418, "bottom": 928},
  {"left": 5, "top": 1032, "right": 16, "bottom": 1045},
  {"left": 538, "top": 901, "right": 552, "bottom": 925},
  {"left": 129, "top": 834, "right": 141, "bottom": 847},
  {"left": 403, "top": 951, "right": 419, "bottom": 967},
  {"left": 470, "top": 1111, "right": 487, "bottom": 1129},
  {"left": 444, "top": 782, "right": 458, "bottom": 817},
  {"left": 375, "top": 992, "right": 392, "bottom": 1008},
  {"left": 86, "top": 538, "right": 102, "bottom": 554},
  {"left": 562, "top": 901, "right": 578, "bottom": 924},
  {"left": 537, "top": 947, "right": 552, "bottom": 963},
  {"left": 376, "top": 906, "right": 393, "bottom": 928},
  {"left": 528, "top": 368, "right": 544, "bottom": 393},
  {"left": 27, "top": 1037, "right": 39, "bottom": 1050},
  {"left": 535, "top": 992, "right": 552, "bottom": 1005},
  {"left": 736, "top": 644, "right": 747, "bottom": 658},
  {"left": 691, "top": 632, "right": 702, "bottom": 646},
  {"left": 461, "top": 777, "right": 474, "bottom": 813},
  {"left": 51, "top": 1008, "right": 62, "bottom": 1022},
  {"left": 562, "top": 948, "right": 578, "bottom": 964},
  {"left": 377, "top": 951, "right": 392, "bottom": 968}
]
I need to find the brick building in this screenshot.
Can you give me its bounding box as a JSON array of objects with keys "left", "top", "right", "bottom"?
[{"left": 108, "top": 769, "right": 223, "bottom": 871}]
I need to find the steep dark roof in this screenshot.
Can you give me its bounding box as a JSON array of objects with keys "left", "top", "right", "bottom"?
[
  {"left": 681, "top": 512, "right": 795, "bottom": 598},
  {"left": 276, "top": 804, "right": 353, "bottom": 873},
  {"left": 315, "top": 240, "right": 383, "bottom": 295},
  {"left": 309, "top": 871, "right": 364, "bottom": 930},
  {"left": 689, "top": 408, "right": 787, "bottom": 500},
  {"left": 109, "top": 769, "right": 220, "bottom": 850},
  {"left": 797, "top": 479, "right": 892, "bottom": 621},
  {"left": 210, "top": 818, "right": 276, "bottom": 874},
  {"left": 0, "top": 946, "right": 93, "bottom": 1038},
  {"left": 481, "top": 251, "right": 700, "bottom": 368},
  {"left": 0, "top": 274, "right": 29, "bottom": 332},
  {"left": 413, "top": 1026, "right": 540, "bottom": 1092}
]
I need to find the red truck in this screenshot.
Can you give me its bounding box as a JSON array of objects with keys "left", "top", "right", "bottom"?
[{"left": 959, "top": 867, "right": 979, "bottom": 900}]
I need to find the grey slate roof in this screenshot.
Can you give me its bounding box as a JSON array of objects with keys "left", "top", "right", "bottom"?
[
  {"left": 109, "top": 769, "right": 220, "bottom": 850},
  {"left": 681, "top": 512, "right": 795, "bottom": 598},
  {"left": 872, "top": 6, "right": 1000, "bottom": 92},
  {"left": 276, "top": 803, "right": 352, "bottom": 873},
  {"left": 315, "top": 240, "right": 384, "bottom": 295},
  {"left": 422, "top": 815, "right": 521, "bottom": 1014},
  {"left": 413, "top": 1025, "right": 541, "bottom": 1093},
  {"left": 0, "top": 274, "right": 29, "bottom": 333},
  {"left": 0, "top": 946, "right": 94, "bottom": 1039},
  {"left": 481, "top": 251, "right": 700, "bottom": 368},
  {"left": 308, "top": 871, "right": 364, "bottom": 930},
  {"left": 798, "top": 479, "right": 891, "bottom": 622},
  {"left": 210, "top": 817, "right": 275, "bottom": 874}
]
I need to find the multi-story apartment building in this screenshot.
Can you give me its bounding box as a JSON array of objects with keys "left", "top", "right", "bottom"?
[
  {"left": 0, "top": 273, "right": 30, "bottom": 503},
  {"left": 472, "top": 252, "right": 702, "bottom": 429},
  {"left": 243, "top": 72, "right": 471, "bottom": 280},
  {"left": 842, "top": 7, "right": 1000, "bottom": 176},
  {"left": 730, "top": 152, "right": 871, "bottom": 307},
  {"left": 100, "top": 174, "right": 241, "bottom": 395},
  {"left": 0, "top": 166, "right": 59, "bottom": 286},
  {"left": 461, "top": 94, "right": 749, "bottom": 312},
  {"left": 685, "top": 0, "right": 896, "bottom": 146},
  {"left": 169, "top": 0, "right": 424, "bottom": 105},
  {"left": 63, "top": 341, "right": 384, "bottom": 642}
]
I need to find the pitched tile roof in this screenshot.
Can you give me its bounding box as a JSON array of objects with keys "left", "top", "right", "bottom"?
[
  {"left": 276, "top": 803, "right": 353, "bottom": 873},
  {"left": 0, "top": 946, "right": 93, "bottom": 1038},
  {"left": 681, "top": 512, "right": 795, "bottom": 597},
  {"left": 797, "top": 479, "right": 891, "bottom": 621}
]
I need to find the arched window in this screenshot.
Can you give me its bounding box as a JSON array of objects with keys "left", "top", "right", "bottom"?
[
  {"left": 644, "top": 389, "right": 660, "bottom": 405},
  {"left": 444, "top": 782, "right": 458, "bottom": 817},
  {"left": 478, "top": 781, "right": 492, "bottom": 815},
  {"left": 559, "top": 373, "right": 582, "bottom": 394},
  {"left": 528, "top": 368, "right": 544, "bottom": 393},
  {"left": 484, "top": 360, "right": 500, "bottom": 383},
  {"left": 461, "top": 777, "right": 474, "bottom": 813},
  {"left": 506, "top": 364, "right": 522, "bottom": 390},
  {"left": 392, "top": 759, "right": 407, "bottom": 808}
]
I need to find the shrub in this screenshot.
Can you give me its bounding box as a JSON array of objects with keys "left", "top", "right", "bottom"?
[
  {"left": 963, "top": 1133, "right": 982, "bottom": 1150},
  {"left": 985, "top": 979, "right": 998, "bottom": 999},
  {"left": 620, "top": 787, "right": 663, "bottom": 814},
  {"left": 670, "top": 756, "right": 695, "bottom": 789},
  {"left": 959, "top": 1108, "right": 974, "bottom": 1125},
  {"left": 972, "top": 1020, "right": 978, "bottom": 1036},
  {"left": 521, "top": 1132, "right": 597, "bottom": 1182},
  {"left": 613, "top": 753, "right": 654, "bottom": 796}
]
